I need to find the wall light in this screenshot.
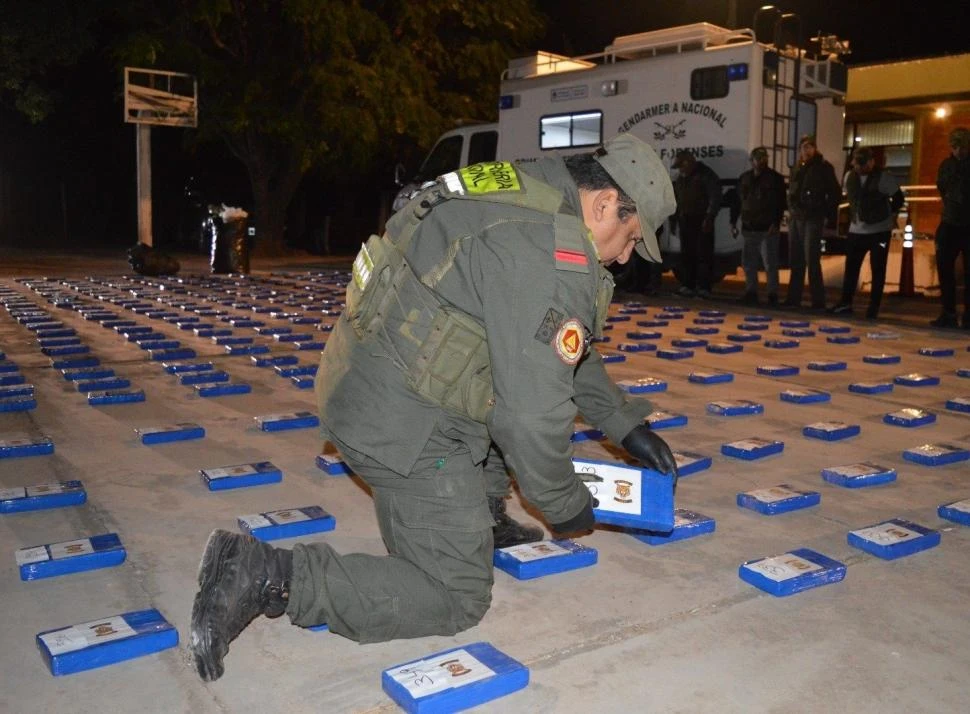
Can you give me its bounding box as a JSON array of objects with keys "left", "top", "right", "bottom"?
[{"left": 935, "top": 106, "right": 950, "bottom": 119}]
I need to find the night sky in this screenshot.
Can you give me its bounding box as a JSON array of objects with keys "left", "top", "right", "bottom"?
[{"left": 537, "top": 0, "right": 969, "bottom": 65}]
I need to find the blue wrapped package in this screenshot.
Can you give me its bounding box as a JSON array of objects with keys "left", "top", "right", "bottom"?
[
  {"left": 36, "top": 608, "right": 178, "bottom": 676},
  {"left": 693, "top": 317, "right": 724, "bottom": 325},
  {"left": 255, "top": 410, "right": 319, "bottom": 432},
  {"left": 0, "top": 362, "right": 18, "bottom": 374},
  {"left": 656, "top": 348, "right": 693, "bottom": 360},
  {"left": 807, "top": 360, "right": 847, "bottom": 372},
  {"left": 743, "top": 314, "right": 771, "bottom": 323},
  {"left": 945, "top": 397, "right": 970, "bottom": 413},
  {"left": 645, "top": 411, "right": 688, "bottom": 429},
  {"left": 163, "top": 361, "right": 214, "bottom": 374},
  {"left": 291, "top": 376, "right": 315, "bottom": 389},
  {"left": 849, "top": 381, "right": 893, "bottom": 395},
  {"left": 62, "top": 366, "right": 114, "bottom": 381},
  {"left": 493, "top": 539, "right": 596, "bottom": 580},
  {"left": 316, "top": 454, "right": 351, "bottom": 475},
  {"left": 50, "top": 356, "right": 99, "bottom": 370},
  {"left": 0, "top": 435, "right": 55, "bottom": 459},
  {"left": 88, "top": 389, "right": 146, "bottom": 406},
  {"left": 671, "top": 338, "right": 708, "bottom": 348},
  {"left": 699, "top": 310, "right": 725, "bottom": 318},
  {"left": 631, "top": 508, "right": 715, "bottom": 545},
  {"left": 150, "top": 348, "right": 197, "bottom": 361},
  {"left": 201, "top": 461, "right": 283, "bottom": 491},
  {"left": 780, "top": 388, "right": 830, "bottom": 404},
  {"left": 818, "top": 324, "right": 851, "bottom": 334},
  {"left": 255, "top": 326, "right": 291, "bottom": 335},
  {"left": 17, "top": 533, "right": 126, "bottom": 581},
  {"left": 39, "top": 337, "right": 82, "bottom": 348},
  {"left": 938, "top": 498, "right": 970, "bottom": 526},
  {"left": 739, "top": 549, "right": 846, "bottom": 596},
  {"left": 918, "top": 346, "right": 955, "bottom": 357},
  {"left": 625, "top": 330, "right": 661, "bottom": 340},
  {"left": 782, "top": 328, "right": 815, "bottom": 338},
  {"left": 672, "top": 451, "right": 713, "bottom": 477},
  {"left": 616, "top": 342, "right": 656, "bottom": 353},
  {"left": 571, "top": 423, "right": 605, "bottom": 443},
  {"left": 42, "top": 344, "right": 90, "bottom": 357},
  {"left": 827, "top": 334, "right": 860, "bottom": 344},
  {"left": 573, "top": 457, "right": 675, "bottom": 532},
  {"left": 601, "top": 354, "right": 626, "bottom": 364},
  {"left": 686, "top": 326, "right": 719, "bottom": 335},
  {"left": 847, "top": 519, "right": 940, "bottom": 560},
  {"left": 737, "top": 322, "right": 769, "bottom": 331},
  {"left": 757, "top": 364, "right": 798, "bottom": 377},
  {"left": 76, "top": 377, "right": 130, "bottom": 393},
  {"left": 656, "top": 312, "right": 684, "bottom": 320},
  {"left": 863, "top": 354, "right": 901, "bottom": 365},
  {"left": 0, "top": 395, "right": 36, "bottom": 412},
  {"left": 139, "top": 339, "right": 180, "bottom": 351},
  {"left": 867, "top": 330, "right": 901, "bottom": 340},
  {"left": 894, "top": 373, "right": 940, "bottom": 387},
  {"left": 707, "top": 342, "right": 743, "bottom": 354},
  {"left": 764, "top": 339, "right": 800, "bottom": 349},
  {"left": 707, "top": 399, "right": 764, "bottom": 416},
  {"left": 226, "top": 344, "right": 269, "bottom": 356},
  {"left": 195, "top": 382, "right": 251, "bottom": 397},
  {"left": 780, "top": 320, "right": 810, "bottom": 328},
  {"left": 903, "top": 443, "right": 970, "bottom": 466},
  {"left": 238, "top": 505, "right": 335, "bottom": 540},
  {"left": 382, "top": 641, "right": 529, "bottom": 714},
  {"left": 193, "top": 327, "right": 228, "bottom": 338},
  {"left": 883, "top": 408, "right": 936, "bottom": 427},
  {"left": 293, "top": 340, "right": 325, "bottom": 351},
  {"left": 617, "top": 377, "right": 667, "bottom": 394},
  {"left": 688, "top": 370, "right": 733, "bottom": 385},
  {"left": 737, "top": 485, "right": 820, "bottom": 514},
  {"left": 605, "top": 315, "right": 630, "bottom": 323},
  {"left": 959, "top": 368, "right": 970, "bottom": 379},
  {"left": 213, "top": 336, "right": 253, "bottom": 346},
  {"left": 251, "top": 354, "right": 300, "bottom": 368},
  {"left": 803, "top": 421, "right": 860, "bottom": 441},
  {"left": 0, "top": 384, "right": 34, "bottom": 398},
  {"left": 1, "top": 480, "right": 85, "bottom": 513},
  {"left": 136, "top": 422, "right": 205, "bottom": 445},
  {"left": 721, "top": 437, "right": 784, "bottom": 460},
  {"left": 821, "top": 462, "right": 896, "bottom": 488},
  {"left": 180, "top": 370, "right": 229, "bottom": 385}
]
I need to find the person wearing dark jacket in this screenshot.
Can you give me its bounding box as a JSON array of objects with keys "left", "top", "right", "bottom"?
[
  {"left": 671, "top": 150, "right": 721, "bottom": 298},
  {"left": 828, "top": 147, "right": 903, "bottom": 319},
  {"left": 730, "top": 146, "right": 787, "bottom": 306},
  {"left": 784, "top": 135, "right": 841, "bottom": 309},
  {"left": 930, "top": 127, "right": 970, "bottom": 328}
]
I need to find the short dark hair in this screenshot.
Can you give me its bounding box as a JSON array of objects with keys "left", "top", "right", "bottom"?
[{"left": 564, "top": 153, "right": 637, "bottom": 220}]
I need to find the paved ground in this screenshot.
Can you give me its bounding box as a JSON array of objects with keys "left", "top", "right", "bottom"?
[{"left": 0, "top": 247, "right": 968, "bottom": 714}]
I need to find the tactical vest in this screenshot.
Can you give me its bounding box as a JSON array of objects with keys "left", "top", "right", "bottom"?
[
  {"left": 344, "top": 161, "right": 605, "bottom": 424},
  {"left": 846, "top": 169, "right": 890, "bottom": 225}
]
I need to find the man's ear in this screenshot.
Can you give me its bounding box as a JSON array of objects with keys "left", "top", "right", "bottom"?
[{"left": 592, "top": 188, "right": 619, "bottom": 222}]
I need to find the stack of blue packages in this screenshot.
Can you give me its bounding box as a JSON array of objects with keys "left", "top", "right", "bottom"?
[
  {"left": 631, "top": 508, "right": 715, "bottom": 546},
  {"left": 688, "top": 370, "right": 733, "bottom": 385},
  {"left": 721, "top": 437, "right": 784, "bottom": 460},
  {"left": 237, "top": 506, "right": 335, "bottom": 540},
  {"left": 136, "top": 423, "right": 205, "bottom": 445},
  {"left": 803, "top": 421, "right": 861, "bottom": 441},
  {"left": 201, "top": 461, "right": 283, "bottom": 490},
  {"left": 821, "top": 462, "right": 897, "bottom": 488},
  {"left": 645, "top": 411, "right": 688, "bottom": 429},
  {"left": 739, "top": 549, "right": 846, "bottom": 596},
  {"left": 781, "top": 388, "right": 830, "bottom": 404},
  {"left": 0, "top": 435, "right": 55, "bottom": 458},
  {"left": 17, "top": 533, "right": 126, "bottom": 580},
  {"left": 938, "top": 499, "right": 970, "bottom": 526},
  {"left": 617, "top": 377, "right": 667, "bottom": 394},
  {"left": 493, "top": 539, "right": 597, "bottom": 579},
  {"left": 737, "top": 485, "right": 820, "bottom": 515},
  {"left": 707, "top": 399, "right": 764, "bottom": 416},
  {"left": 946, "top": 397, "right": 970, "bottom": 413},
  {"left": 255, "top": 411, "right": 320, "bottom": 431},
  {"left": 848, "top": 381, "right": 893, "bottom": 395},
  {"left": 883, "top": 408, "right": 936, "bottom": 427},
  {"left": 903, "top": 443, "right": 970, "bottom": 466},
  {"left": 847, "top": 519, "right": 940, "bottom": 559},
  {"left": 1, "top": 480, "right": 86, "bottom": 513},
  {"left": 894, "top": 373, "right": 940, "bottom": 387}
]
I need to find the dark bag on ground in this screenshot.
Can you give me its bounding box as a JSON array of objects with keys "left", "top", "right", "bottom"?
[{"left": 128, "top": 243, "right": 180, "bottom": 276}]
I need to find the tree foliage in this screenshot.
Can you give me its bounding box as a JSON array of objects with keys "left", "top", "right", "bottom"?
[{"left": 115, "top": 0, "right": 545, "bottom": 253}]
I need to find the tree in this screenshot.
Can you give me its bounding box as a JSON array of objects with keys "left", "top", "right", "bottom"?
[{"left": 116, "top": 0, "right": 545, "bottom": 254}]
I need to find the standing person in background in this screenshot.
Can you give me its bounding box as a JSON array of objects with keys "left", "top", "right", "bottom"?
[
  {"left": 930, "top": 127, "right": 970, "bottom": 329},
  {"left": 784, "top": 135, "right": 841, "bottom": 310},
  {"left": 730, "top": 146, "right": 787, "bottom": 306},
  {"left": 828, "top": 147, "right": 903, "bottom": 319},
  {"left": 671, "top": 150, "right": 721, "bottom": 298}
]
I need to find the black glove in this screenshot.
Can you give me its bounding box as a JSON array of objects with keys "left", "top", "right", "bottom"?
[
  {"left": 550, "top": 492, "right": 597, "bottom": 536},
  {"left": 621, "top": 423, "right": 679, "bottom": 487}
]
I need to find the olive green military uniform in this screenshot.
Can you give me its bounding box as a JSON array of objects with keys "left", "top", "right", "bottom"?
[{"left": 287, "top": 158, "right": 653, "bottom": 642}]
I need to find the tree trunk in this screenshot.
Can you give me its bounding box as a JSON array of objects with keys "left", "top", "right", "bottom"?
[{"left": 239, "top": 138, "right": 306, "bottom": 256}]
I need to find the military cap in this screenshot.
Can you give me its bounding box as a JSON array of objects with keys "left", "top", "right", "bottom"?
[
  {"left": 750, "top": 146, "right": 769, "bottom": 161},
  {"left": 950, "top": 127, "right": 970, "bottom": 149},
  {"left": 852, "top": 146, "right": 874, "bottom": 164}
]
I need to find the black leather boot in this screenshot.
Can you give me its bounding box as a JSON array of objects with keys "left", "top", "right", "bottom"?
[
  {"left": 489, "top": 496, "right": 544, "bottom": 549},
  {"left": 190, "top": 530, "right": 293, "bottom": 681}
]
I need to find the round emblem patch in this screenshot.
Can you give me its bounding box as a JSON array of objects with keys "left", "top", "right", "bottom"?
[{"left": 554, "top": 318, "right": 585, "bottom": 365}]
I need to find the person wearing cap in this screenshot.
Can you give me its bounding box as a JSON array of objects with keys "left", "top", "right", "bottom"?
[
  {"left": 670, "top": 149, "right": 722, "bottom": 298},
  {"left": 188, "top": 133, "right": 681, "bottom": 681},
  {"left": 930, "top": 126, "right": 970, "bottom": 328},
  {"left": 730, "top": 146, "right": 787, "bottom": 306},
  {"left": 785, "top": 135, "right": 841, "bottom": 309},
  {"left": 828, "top": 146, "right": 903, "bottom": 318}
]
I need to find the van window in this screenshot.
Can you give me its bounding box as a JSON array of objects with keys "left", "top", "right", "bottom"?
[
  {"left": 540, "top": 111, "right": 603, "bottom": 150},
  {"left": 468, "top": 131, "right": 498, "bottom": 165},
  {"left": 416, "top": 135, "right": 463, "bottom": 182},
  {"left": 690, "top": 66, "right": 729, "bottom": 100}
]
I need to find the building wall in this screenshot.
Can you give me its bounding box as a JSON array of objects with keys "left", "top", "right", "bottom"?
[{"left": 911, "top": 109, "right": 970, "bottom": 236}]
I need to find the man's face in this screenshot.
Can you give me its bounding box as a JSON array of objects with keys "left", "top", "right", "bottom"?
[
  {"left": 799, "top": 142, "right": 816, "bottom": 162},
  {"left": 752, "top": 155, "right": 768, "bottom": 172},
  {"left": 582, "top": 189, "right": 643, "bottom": 265},
  {"left": 854, "top": 156, "right": 874, "bottom": 175},
  {"left": 952, "top": 142, "right": 969, "bottom": 160}
]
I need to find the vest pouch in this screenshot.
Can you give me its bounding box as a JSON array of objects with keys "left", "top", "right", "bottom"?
[
  {"left": 347, "top": 234, "right": 397, "bottom": 337},
  {"left": 406, "top": 308, "right": 494, "bottom": 423}
]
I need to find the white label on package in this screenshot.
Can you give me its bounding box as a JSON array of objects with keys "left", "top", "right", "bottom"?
[
  {"left": 257, "top": 412, "right": 310, "bottom": 423},
  {"left": 807, "top": 421, "right": 848, "bottom": 432},
  {"left": 730, "top": 438, "right": 774, "bottom": 451},
  {"left": 0, "top": 438, "right": 33, "bottom": 448},
  {"left": 0, "top": 487, "right": 27, "bottom": 501},
  {"left": 40, "top": 615, "right": 136, "bottom": 655},
  {"left": 951, "top": 397, "right": 970, "bottom": 407},
  {"left": 49, "top": 538, "right": 94, "bottom": 560},
  {"left": 745, "top": 554, "right": 822, "bottom": 582},
  {"left": 238, "top": 514, "right": 273, "bottom": 530},
  {"left": 574, "top": 460, "right": 642, "bottom": 515},
  {"left": 16, "top": 545, "right": 51, "bottom": 566},
  {"left": 746, "top": 486, "right": 798, "bottom": 503},
  {"left": 852, "top": 523, "right": 923, "bottom": 545},
  {"left": 26, "top": 483, "right": 64, "bottom": 496},
  {"left": 947, "top": 499, "right": 970, "bottom": 514},
  {"left": 500, "top": 541, "right": 571, "bottom": 562},
  {"left": 832, "top": 463, "right": 885, "bottom": 477},
  {"left": 204, "top": 464, "right": 256, "bottom": 479},
  {"left": 891, "top": 408, "right": 929, "bottom": 419},
  {"left": 914, "top": 444, "right": 958, "bottom": 457},
  {"left": 266, "top": 508, "right": 311, "bottom": 525},
  {"left": 387, "top": 648, "right": 496, "bottom": 699},
  {"left": 673, "top": 511, "right": 699, "bottom": 528}
]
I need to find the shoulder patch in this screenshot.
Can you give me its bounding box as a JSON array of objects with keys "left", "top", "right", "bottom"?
[
  {"left": 457, "top": 162, "right": 522, "bottom": 194},
  {"left": 553, "top": 318, "right": 586, "bottom": 365},
  {"left": 534, "top": 307, "right": 565, "bottom": 344},
  {"left": 554, "top": 248, "right": 588, "bottom": 269}
]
